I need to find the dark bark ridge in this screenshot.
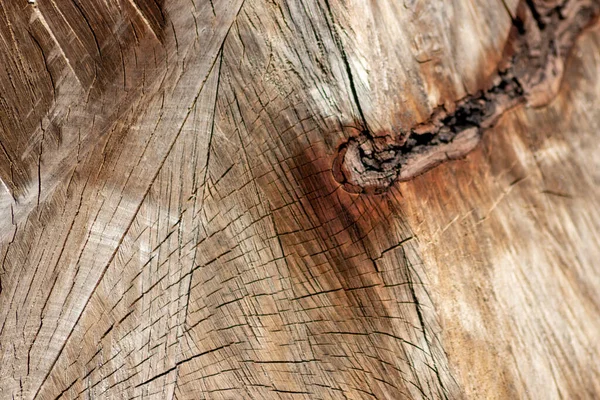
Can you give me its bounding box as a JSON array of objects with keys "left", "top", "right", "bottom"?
[{"left": 333, "top": 0, "right": 600, "bottom": 194}]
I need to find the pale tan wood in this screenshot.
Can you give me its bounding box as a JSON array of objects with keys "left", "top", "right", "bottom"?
[{"left": 0, "top": 0, "right": 598, "bottom": 399}]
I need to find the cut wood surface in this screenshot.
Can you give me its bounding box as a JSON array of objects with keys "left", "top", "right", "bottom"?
[{"left": 0, "top": 0, "right": 599, "bottom": 399}]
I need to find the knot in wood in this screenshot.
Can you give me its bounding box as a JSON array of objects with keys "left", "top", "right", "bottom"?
[
  {"left": 333, "top": 134, "right": 401, "bottom": 194},
  {"left": 332, "top": 0, "right": 600, "bottom": 194}
]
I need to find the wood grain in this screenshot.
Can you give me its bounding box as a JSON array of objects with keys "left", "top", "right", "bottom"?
[
  {"left": 335, "top": 0, "right": 600, "bottom": 193},
  {"left": 0, "top": 0, "right": 598, "bottom": 399}
]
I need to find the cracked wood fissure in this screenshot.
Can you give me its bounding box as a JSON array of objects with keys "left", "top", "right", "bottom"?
[
  {"left": 1, "top": 0, "right": 600, "bottom": 399},
  {"left": 335, "top": 0, "right": 600, "bottom": 193}
]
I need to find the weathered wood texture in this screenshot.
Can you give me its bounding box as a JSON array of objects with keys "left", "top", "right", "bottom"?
[
  {"left": 0, "top": 0, "right": 599, "bottom": 399},
  {"left": 336, "top": 0, "right": 600, "bottom": 193}
]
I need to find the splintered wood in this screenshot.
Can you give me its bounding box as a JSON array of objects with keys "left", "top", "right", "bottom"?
[{"left": 0, "top": 0, "right": 599, "bottom": 399}]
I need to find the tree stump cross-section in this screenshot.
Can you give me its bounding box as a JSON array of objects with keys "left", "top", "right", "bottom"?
[{"left": 0, "top": 0, "right": 599, "bottom": 399}]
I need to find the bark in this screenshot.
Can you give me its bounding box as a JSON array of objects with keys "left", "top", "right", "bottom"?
[{"left": 0, "top": 0, "right": 599, "bottom": 399}]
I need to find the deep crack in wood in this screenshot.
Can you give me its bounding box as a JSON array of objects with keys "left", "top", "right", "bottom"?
[{"left": 333, "top": 0, "right": 600, "bottom": 194}]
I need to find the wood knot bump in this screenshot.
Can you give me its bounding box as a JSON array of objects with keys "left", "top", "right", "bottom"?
[
  {"left": 333, "top": 0, "right": 600, "bottom": 194},
  {"left": 333, "top": 126, "right": 482, "bottom": 194},
  {"left": 333, "top": 134, "right": 401, "bottom": 194}
]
